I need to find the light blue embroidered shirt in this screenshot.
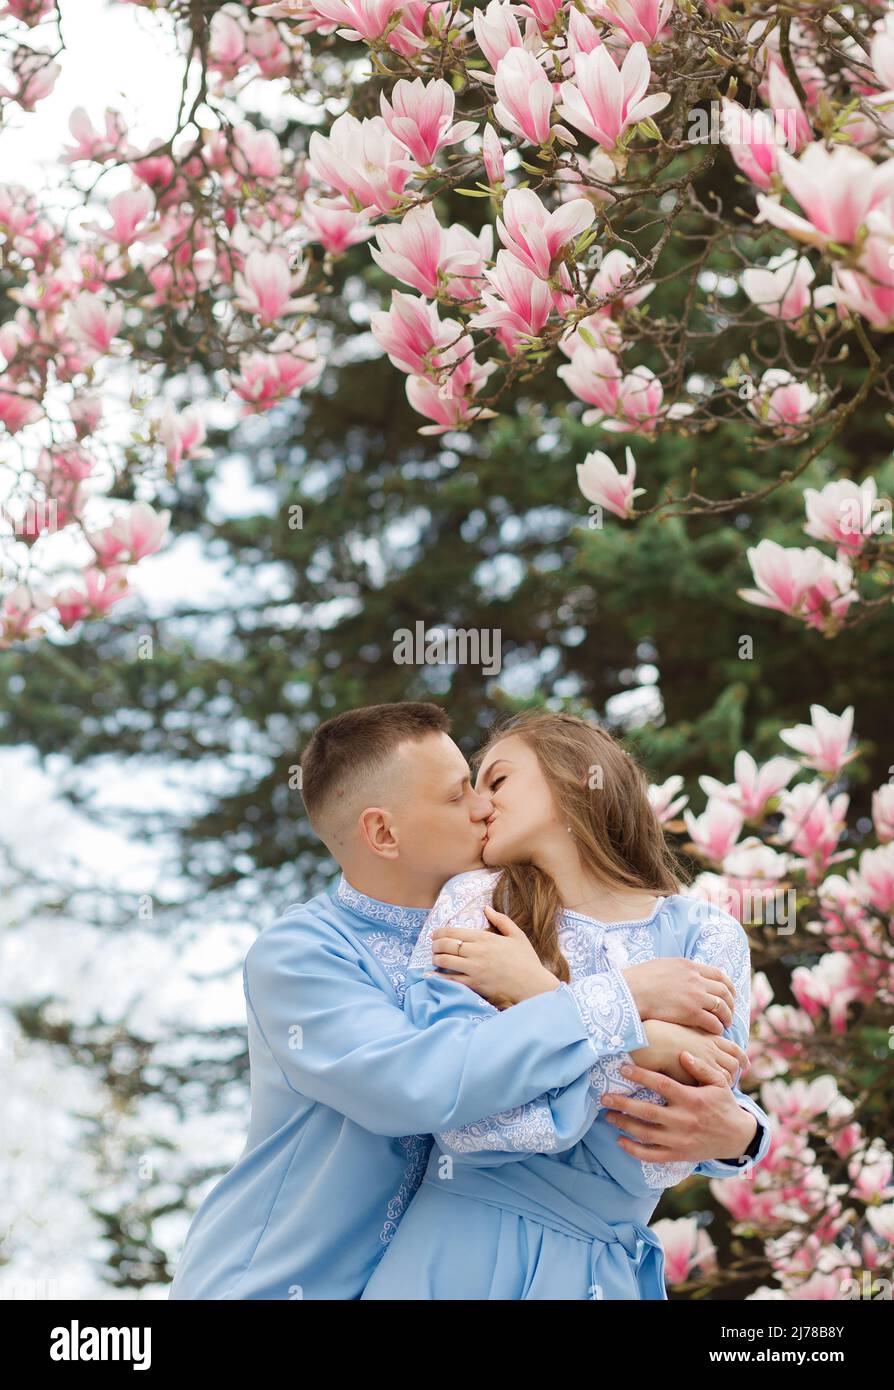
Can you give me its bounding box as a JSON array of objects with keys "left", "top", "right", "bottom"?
[{"left": 168, "top": 872, "right": 651, "bottom": 1300}]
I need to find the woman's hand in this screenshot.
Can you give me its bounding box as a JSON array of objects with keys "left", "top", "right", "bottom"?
[
  {"left": 622, "top": 957, "right": 736, "bottom": 1033},
  {"left": 427, "top": 904, "right": 560, "bottom": 1006},
  {"left": 631, "top": 1020, "right": 748, "bottom": 1087}
]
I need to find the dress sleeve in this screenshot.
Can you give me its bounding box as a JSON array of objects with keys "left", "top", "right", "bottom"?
[
  {"left": 592, "top": 902, "right": 772, "bottom": 1189},
  {"left": 242, "top": 891, "right": 643, "bottom": 1141},
  {"left": 686, "top": 907, "right": 772, "bottom": 1178},
  {"left": 404, "top": 872, "right": 647, "bottom": 1165}
]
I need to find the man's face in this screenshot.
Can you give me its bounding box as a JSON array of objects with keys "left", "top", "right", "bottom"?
[{"left": 390, "top": 731, "right": 493, "bottom": 883}]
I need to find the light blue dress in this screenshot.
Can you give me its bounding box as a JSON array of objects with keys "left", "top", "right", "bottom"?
[
  {"left": 361, "top": 870, "right": 772, "bottom": 1301},
  {"left": 169, "top": 872, "right": 659, "bottom": 1299}
]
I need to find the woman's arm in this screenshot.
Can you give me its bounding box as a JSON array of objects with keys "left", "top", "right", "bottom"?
[{"left": 405, "top": 872, "right": 656, "bottom": 1166}]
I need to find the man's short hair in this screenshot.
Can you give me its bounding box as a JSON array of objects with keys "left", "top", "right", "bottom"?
[{"left": 300, "top": 701, "right": 451, "bottom": 845}]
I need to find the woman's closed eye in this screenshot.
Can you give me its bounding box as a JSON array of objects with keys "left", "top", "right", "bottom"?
[{"left": 489, "top": 775, "right": 506, "bottom": 791}]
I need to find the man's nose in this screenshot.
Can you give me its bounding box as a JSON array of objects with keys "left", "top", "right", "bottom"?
[{"left": 470, "top": 791, "right": 492, "bottom": 822}]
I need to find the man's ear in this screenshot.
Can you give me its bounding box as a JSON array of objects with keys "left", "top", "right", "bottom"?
[{"left": 357, "top": 806, "right": 400, "bottom": 859}]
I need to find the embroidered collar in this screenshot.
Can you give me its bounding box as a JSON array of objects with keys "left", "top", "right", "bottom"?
[
  {"left": 559, "top": 896, "right": 667, "bottom": 931},
  {"left": 335, "top": 874, "right": 432, "bottom": 935}
]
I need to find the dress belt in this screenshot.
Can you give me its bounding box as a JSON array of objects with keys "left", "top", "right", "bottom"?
[{"left": 421, "top": 1153, "right": 667, "bottom": 1300}]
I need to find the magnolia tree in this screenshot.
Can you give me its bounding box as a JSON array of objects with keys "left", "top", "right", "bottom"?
[
  {"left": 649, "top": 702, "right": 894, "bottom": 1298},
  {"left": 0, "top": 0, "right": 893, "bottom": 643}
]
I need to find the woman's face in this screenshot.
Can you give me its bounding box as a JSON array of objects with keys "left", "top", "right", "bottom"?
[{"left": 474, "top": 734, "right": 565, "bottom": 866}]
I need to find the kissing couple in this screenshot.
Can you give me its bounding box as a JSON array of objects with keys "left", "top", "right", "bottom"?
[{"left": 170, "top": 701, "right": 770, "bottom": 1301}]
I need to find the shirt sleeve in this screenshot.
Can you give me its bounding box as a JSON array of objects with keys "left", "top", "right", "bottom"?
[
  {"left": 404, "top": 872, "right": 647, "bottom": 1164},
  {"left": 242, "top": 895, "right": 644, "bottom": 1141}
]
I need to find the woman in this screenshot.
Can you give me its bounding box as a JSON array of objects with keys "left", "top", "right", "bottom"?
[{"left": 361, "top": 709, "right": 765, "bottom": 1300}]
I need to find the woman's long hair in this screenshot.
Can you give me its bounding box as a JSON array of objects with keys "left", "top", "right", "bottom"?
[{"left": 471, "top": 710, "right": 686, "bottom": 993}]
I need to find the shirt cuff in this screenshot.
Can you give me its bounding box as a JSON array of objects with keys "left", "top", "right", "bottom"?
[
  {"left": 561, "top": 967, "right": 648, "bottom": 1058},
  {"left": 698, "top": 1092, "right": 770, "bottom": 1176}
]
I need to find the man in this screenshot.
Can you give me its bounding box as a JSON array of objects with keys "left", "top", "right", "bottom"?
[{"left": 169, "top": 701, "right": 769, "bottom": 1300}]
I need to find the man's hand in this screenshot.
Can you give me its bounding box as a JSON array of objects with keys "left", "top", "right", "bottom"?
[
  {"left": 622, "top": 957, "right": 736, "bottom": 1033},
  {"left": 427, "top": 905, "right": 560, "bottom": 1005},
  {"left": 600, "top": 1056, "right": 759, "bottom": 1164}
]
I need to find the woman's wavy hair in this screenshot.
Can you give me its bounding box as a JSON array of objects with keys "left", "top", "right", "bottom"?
[{"left": 471, "top": 709, "right": 686, "bottom": 993}]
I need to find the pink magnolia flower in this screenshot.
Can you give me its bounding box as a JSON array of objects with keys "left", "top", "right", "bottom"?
[
  {"left": 0, "top": 584, "right": 50, "bottom": 645},
  {"left": 158, "top": 403, "right": 212, "bottom": 471},
  {"left": 754, "top": 143, "right": 894, "bottom": 250},
  {"left": 231, "top": 340, "right": 324, "bottom": 412},
  {"left": 740, "top": 250, "right": 834, "bottom": 323},
  {"left": 779, "top": 705, "right": 856, "bottom": 776},
  {"left": 371, "top": 202, "right": 480, "bottom": 298},
  {"left": 370, "top": 290, "right": 463, "bottom": 376},
  {"left": 233, "top": 123, "right": 284, "bottom": 180},
  {"left": 1, "top": 0, "right": 56, "bottom": 22},
  {"left": 847, "top": 1141, "right": 894, "bottom": 1202},
  {"left": 90, "top": 187, "right": 157, "bottom": 247},
  {"left": 856, "top": 843, "right": 894, "bottom": 914},
  {"left": 520, "top": 0, "right": 565, "bottom": 32},
  {"left": 405, "top": 351, "right": 498, "bottom": 435},
  {"left": 748, "top": 368, "right": 825, "bottom": 436},
  {"left": 777, "top": 781, "right": 849, "bottom": 873},
  {"left": 440, "top": 220, "right": 493, "bottom": 304},
  {"left": 830, "top": 208, "right": 894, "bottom": 332},
  {"left": 300, "top": 196, "right": 374, "bottom": 255},
  {"left": 792, "top": 954, "right": 864, "bottom": 1033},
  {"left": 871, "top": 10, "right": 894, "bottom": 91},
  {"left": 233, "top": 250, "right": 316, "bottom": 325},
  {"left": 64, "top": 106, "right": 130, "bottom": 163},
  {"left": 576, "top": 445, "right": 643, "bottom": 519},
  {"left": 591, "top": 248, "right": 654, "bottom": 308},
  {"left": 588, "top": 0, "right": 674, "bottom": 46},
  {"left": 560, "top": 311, "right": 623, "bottom": 355},
  {"left": 467, "top": 250, "right": 553, "bottom": 353},
  {"left": 67, "top": 294, "right": 124, "bottom": 355},
  {"left": 557, "top": 342, "right": 623, "bottom": 417},
  {"left": 208, "top": 9, "right": 247, "bottom": 74},
  {"left": 54, "top": 566, "right": 129, "bottom": 629},
  {"left": 308, "top": 112, "right": 417, "bottom": 214},
  {"left": 647, "top": 775, "right": 688, "bottom": 823},
  {"left": 867, "top": 1205, "right": 894, "bottom": 1246},
  {"left": 597, "top": 365, "right": 693, "bottom": 434},
  {"left": 871, "top": 783, "right": 894, "bottom": 844},
  {"left": 684, "top": 798, "right": 745, "bottom": 862},
  {"left": 803, "top": 478, "right": 885, "bottom": 557},
  {"left": 0, "top": 379, "right": 42, "bottom": 432},
  {"left": 298, "top": 0, "right": 404, "bottom": 42},
  {"left": 700, "top": 752, "right": 799, "bottom": 820},
  {"left": 493, "top": 47, "right": 563, "bottom": 147},
  {"left": 496, "top": 187, "right": 595, "bottom": 280},
  {"left": 765, "top": 60, "right": 813, "bottom": 152},
  {"left": 380, "top": 77, "right": 478, "bottom": 167},
  {"left": 482, "top": 123, "right": 505, "bottom": 184},
  {"left": 0, "top": 47, "right": 60, "bottom": 111},
  {"left": 720, "top": 101, "right": 787, "bottom": 191},
  {"left": 558, "top": 42, "right": 670, "bottom": 151},
  {"left": 653, "top": 1217, "right": 717, "bottom": 1286},
  {"left": 103, "top": 501, "right": 171, "bottom": 562},
  {"left": 473, "top": 0, "right": 536, "bottom": 73},
  {"left": 739, "top": 539, "right": 859, "bottom": 633},
  {"left": 565, "top": 7, "right": 604, "bottom": 64},
  {"left": 385, "top": 1, "right": 463, "bottom": 59}
]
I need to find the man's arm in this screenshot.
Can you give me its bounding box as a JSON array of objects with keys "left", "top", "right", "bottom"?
[
  {"left": 242, "top": 910, "right": 647, "bottom": 1140},
  {"left": 601, "top": 906, "right": 773, "bottom": 1179}
]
